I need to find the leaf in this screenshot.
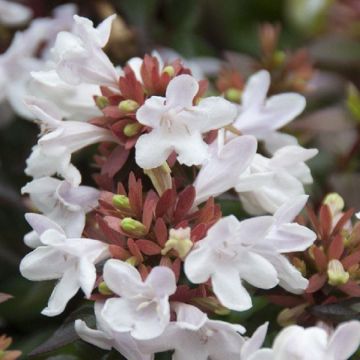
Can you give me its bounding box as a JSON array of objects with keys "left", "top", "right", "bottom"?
[
  {"left": 29, "top": 303, "right": 95, "bottom": 357},
  {"left": 310, "top": 299, "right": 360, "bottom": 324}
]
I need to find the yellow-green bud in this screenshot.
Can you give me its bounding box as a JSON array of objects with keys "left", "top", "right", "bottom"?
[
  {"left": 120, "top": 217, "right": 147, "bottom": 237},
  {"left": 123, "top": 123, "right": 142, "bottom": 137},
  {"left": 161, "top": 228, "right": 193, "bottom": 259},
  {"left": 96, "top": 96, "right": 109, "bottom": 109},
  {"left": 163, "top": 65, "right": 175, "bottom": 77},
  {"left": 225, "top": 88, "right": 242, "bottom": 103},
  {"left": 347, "top": 84, "right": 360, "bottom": 122},
  {"left": 277, "top": 304, "right": 307, "bottom": 327},
  {"left": 118, "top": 99, "right": 140, "bottom": 113},
  {"left": 113, "top": 194, "right": 131, "bottom": 210},
  {"left": 272, "top": 50, "right": 286, "bottom": 67},
  {"left": 192, "top": 297, "right": 230, "bottom": 316},
  {"left": 327, "top": 259, "right": 349, "bottom": 286},
  {"left": 126, "top": 256, "right": 138, "bottom": 266},
  {"left": 323, "top": 193, "right": 344, "bottom": 217},
  {"left": 98, "top": 281, "right": 113, "bottom": 295}
]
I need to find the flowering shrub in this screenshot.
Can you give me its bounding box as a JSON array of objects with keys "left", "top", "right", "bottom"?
[{"left": 1, "top": 1, "right": 360, "bottom": 359}]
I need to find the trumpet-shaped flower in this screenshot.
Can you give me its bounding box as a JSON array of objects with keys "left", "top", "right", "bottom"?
[
  {"left": 233, "top": 70, "right": 306, "bottom": 138},
  {"left": 75, "top": 302, "right": 151, "bottom": 360},
  {"left": 236, "top": 145, "right": 318, "bottom": 215},
  {"left": 270, "top": 321, "right": 360, "bottom": 360},
  {"left": 138, "top": 303, "right": 245, "bottom": 360},
  {"left": 20, "top": 215, "right": 110, "bottom": 316},
  {"left": 184, "top": 196, "right": 316, "bottom": 311},
  {"left": 25, "top": 98, "right": 116, "bottom": 183},
  {"left": 101, "top": 260, "right": 176, "bottom": 340},
  {"left": 135, "top": 74, "right": 237, "bottom": 169},
  {"left": 51, "top": 14, "right": 119, "bottom": 88},
  {"left": 194, "top": 133, "right": 257, "bottom": 205},
  {"left": 22, "top": 177, "right": 99, "bottom": 247}
]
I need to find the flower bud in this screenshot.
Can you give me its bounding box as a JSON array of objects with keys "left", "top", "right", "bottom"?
[
  {"left": 292, "top": 257, "right": 306, "bottom": 277},
  {"left": 98, "top": 281, "right": 112, "bottom": 295},
  {"left": 327, "top": 259, "right": 349, "bottom": 286},
  {"left": 118, "top": 99, "right": 140, "bottom": 113},
  {"left": 277, "top": 304, "right": 307, "bottom": 327},
  {"left": 323, "top": 193, "right": 344, "bottom": 217},
  {"left": 123, "top": 123, "right": 142, "bottom": 137},
  {"left": 112, "top": 194, "right": 131, "bottom": 210},
  {"left": 161, "top": 227, "right": 193, "bottom": 259},
  {"left": 192, "top": 297, "right": 230, "bottom": 316},
  {"left": 272, "top": 50, "right": 286, "bottom": 66},
  {"left": 120, "top": 217, "right": 147, "bottom": 237},
  {"left": 347, "top": 84, "right": 360, "bottom": 123},
  {"left": 96, "top": 96, "right": 109, "bottom": 109},
  {"left": 225, "top": 88, "right": 242, "bottom": 103},
  {"left": 163, "top": 65, "right": 175, "bottom": 77},
  {"left": 126, "top": 256, "right": 139, "bottom": 266}
]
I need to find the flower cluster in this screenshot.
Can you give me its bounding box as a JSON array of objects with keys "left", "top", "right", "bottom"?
[{"left": 13, "top": 12, "right": 360, "bottom": 360}]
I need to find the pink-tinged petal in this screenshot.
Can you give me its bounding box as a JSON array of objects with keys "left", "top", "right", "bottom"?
[
  {"left": 174, "top": 131, "right": 209, "bottom": 166},
  {"left": 25, "top": 97, "right": 63, "bottom": 127},
  {"left": 136, "top": 96, "right": 166, "bottom": 127},
  {"left": 172, "top": 303, "right": 207, "bottom": 330},
  {"left": 326, "top": 321, "right": 360, "bottom": 360},
  {"left": 235, "top": 172, "right": 274, "bottom": 192},
  {"left": 194, "top": 135, "right": 257, "bottom": 205},
  {"left": 78, "top": 257, "right": 97, "bottom": 298},
  {"left": 263, "top": 131, "right": 298, "bottom": 154},
  {"left": 236, "top": 216, "right": 274, "bottom": 246},
  {"left": 180, "top": 96, "right": 237, "bottom": 133},
  {"left": 145, "top": 267, "right": 176, "bottom": 297},
  {"left": 242, "top": 70, "right": 270, "bottom": 110},
  {"left": 212, "top": 266, "right": 252, "bottom": 311},
  {"left": 265, "top": 254, "right": 308, "bottom": 294},
  {"left": 20, "top": 246, "right": 67, "bottom": 281},
  {"left": 25, "top": 213, "right": 64, "bottom": 237},
  {"left": 184, "top": 246, "right": 215, "bottom": 284},
  {"left": 94, "top": 14, "right": 117, "bottom": 48},
  {"left": 241, "top": 323, "right": 269, "bottom": 359},
  {"left": 267, "top": 223, "right": 316, "bottom": 253},
  {"left": 0, "top": 1, "right": 32, "bottom": 26},
  {"left": 103, "top": 259, "right": 143, "bottom": 297},
  {"left": 166, "top": 74, "right": 199, "bottom": 108},
  {"left": 135, "top": 130, "right": 174, "bottom": 169},
  {"left": 271, "top": 146, "right": 318, "bottom": 169},
  {"left": 42, "top": 264, "right": 80, "bottom": 316},
  {"left": 75, "top": 319, "right": 112, "bottom": 350},
  {"left": 264, "top": 93, "right": 306, "bottom": 131},
  {"left": 238, "top": 252, "right": 279, "bottom": 289},
  {"left": 273, "top": 195, "right": 308, "bottom": 224},
  {"left": 247, "top": 349, "right": 274, "bottom": 360}
]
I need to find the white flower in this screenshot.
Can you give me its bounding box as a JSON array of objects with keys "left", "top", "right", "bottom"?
[
  {"left": 20, "top": 215, "right": 110, "bottom": 316},
  {"left": 51, "top": 14, "right": 119, "bottom": 88},
  {"left": 138, "top": 302, "right": 245, "bottom": 360},
  {"left": 0, "top": 0, "right": 32, "bottom": 27},
  {"left": 270, "top": 321, "right": 360, "bottom": 360},
  {"left": 184, "top": 196, "right": 316, "bottom": 311},
  {"left": 22, "top": 177, "right": 99, "bottom": 247},
  {"left": 233, "top": 70, "right": 306, "bottom": 139},
  {"left": 75, "top": 302, "right": 152, "bottom": 360},
  {"left": 194, "top": 132, "right": 257, "bottom": 205},
  {"left": 101, "top": 260, "right": 176, "bottom": 340},
  {"left": 0, "top": 4, "right": 76, "bottom": 119},
  {"left": 240, "top": 323, "right": 273, "bottom": 360},
  {"left": 236, "top": 145, "right": 318, "bottom": 215},
  {"left": 25, "top": 145, "right": 81, "bottom": 186},
  {"left": 135, "top": 74, "right": 237, "bottom": 169},
  {"left": 30, "top": 69, "right": 102, "bottom": 121},
  {"left": 25, "top": 98, "right": 117, "bottom": 183}
]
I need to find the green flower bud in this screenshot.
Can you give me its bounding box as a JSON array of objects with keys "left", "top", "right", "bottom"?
[
  {"left": 163, "top": 65, "right": 175, "bottom": 77},
  {"left": 161, "top": 228, "right": 193, "bottom": 259},
  {"left": 323, "top": 193, "right": 345, "bottom": 217},
  {"left": 347, "top": 84, "right": 360, "bottom": 123},
  {"left": 118, "top": 99, "right": 140, "bottom": 113},
  {"left": 126, "top": 256, "right": 138, "bottom": 266},
  {"left": 98, "top": 281, "right": 112, "bottom": 296},
  {"left": 327, "top": 259, "right": 349, "bottom": 286},
  {"left": 96, "top": 96, "right": 109, "bottom": 109},
  {"left": 225, "top": 88, "right": 242, "bottom": 103},
  {"left": 120, "top": 217, "right": 147, "bottom": 237},
  {"left": 123, "top": 123, "right": 142, "bottom": 137},
  {"left": 272, "top": 50, "right": 286, "bottom": 67},
  {"left": 112, "top": 194, "right": 131, "bottom": 210}
]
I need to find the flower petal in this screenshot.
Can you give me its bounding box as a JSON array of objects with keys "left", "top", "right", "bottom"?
[{"left": 166, "top": 74, "right": 199, "bottom": 108}]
